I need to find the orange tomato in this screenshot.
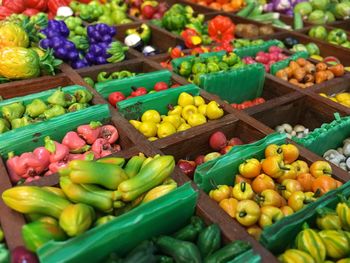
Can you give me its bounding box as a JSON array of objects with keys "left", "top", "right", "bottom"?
[
  {"left": 251, "top": 174, "right": 275, "bottom": 194},
  {"left": 280, "top": 144, "right": 299, "bottom": 164},
  {"left": 312, "top": 175, "right": 338, "bottom": 196},
  {"left": 297, "top": 172, "right": 315, "bottom": 192},
  {"left": 235, "top": 175, "right": 252, "bottom": 185}
]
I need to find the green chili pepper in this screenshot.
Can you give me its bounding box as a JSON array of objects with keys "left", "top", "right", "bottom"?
[
  {"left": 67, "top": 103, "right": 88, "bottom": 113},
  {"left": 84, "top": 77, "right": 95, "bottom": 87},
  {"left": 97, "top": 72, "right": 112, "bottom": 83},
  {"left": 74, "top": 89, "right": 93, "bottom": 103},
  {"left": 25, "top": 99, "right": 48, "bottom": 118},
  {"left": 42, "top": 105, "right": 66, "bottom": 119},
  {"left": 1, "top": 102, "right": 25, "bottom": 121}
]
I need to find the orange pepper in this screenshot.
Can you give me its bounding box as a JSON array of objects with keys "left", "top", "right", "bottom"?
[{"left": 219, "top": 198, "right": 238, "bottom": 218}]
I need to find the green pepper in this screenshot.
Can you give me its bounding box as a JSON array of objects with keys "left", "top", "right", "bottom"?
[
  {"left": 0, "top": 118, "right": 10, "bottom": 134},
  {"left": 156, "top": 236, "right": 201, "bottom": 263},
  {"left": 42, "top": 105, "right": 66, "bottom": 119},
  {"left": 207, "top": 62, "right": 220, "bottom": 73},
  {"left": 0, "top": 244, "right": 9, "bottom": 263},
  {"left": 206, "top": 56, "right": 220, "bottom": 64},
  {"left": 123, "top": 240, "right": 157, "bottom": 263},
  {"left": 192, "top": 62, "right": 207, "bottom": 74},
  {"left": 156, "top": 255, "right": 174, "bottom": 263},
  {"left": 204, "top": 240, "right": 251, "bottom": 263},
  {"left": 22, "top": 219, "right": 67, "bottom": 252},
  {"left": 74, "top": 89, "right": 93, "bottom": 103},
  {"left": 231, "top": 61, "right": 245, "bottom": 69},
  {"left": 218, "top": 61, "right": 229, "bottom": 71},
  {"left": 327, "top": 29, "right": 348, "bottom": 45},
  {"left": 1, "top": 102, "right": 25, "bottom": 121},
  {"left": 173, "top": 216, "right": 205, "bottom": 242},
  {"left": 25, "top": 99, "right": 48, "bottom": 118},
  {"left": 222, "top": 52, "right": 240, "bottom": 66},
  {"left": 67, "top": 103, "right": 88, "bottom": 113},
  {"left": 127, "top": 24, "right": 152, "bottom": 44},
  {"left": 197, "top": 224, "right": 221, "bottom": 258},
  {"left": 179, "top": 61, "right": 192, "bottom": 77},
  {"left": 11, "top": 116, "right": 33, "bottom": 129},
  {"left": 97, "top": 72, "right": 112, "bottom": 83},
  {"left": 47, "top": 89, "right": 76, "bottom": 107},
  {"left": 84, "top": 77, "right": 95, "bottom": 87}
]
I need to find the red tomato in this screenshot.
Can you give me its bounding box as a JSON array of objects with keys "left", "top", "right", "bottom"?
[{"left": 108, "top": 92, "right": 125, "bottom": 107}]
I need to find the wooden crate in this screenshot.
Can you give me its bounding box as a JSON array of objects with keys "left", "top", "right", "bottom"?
[{"left": 115, "top": 22, "right": 184, "bottom": 56}]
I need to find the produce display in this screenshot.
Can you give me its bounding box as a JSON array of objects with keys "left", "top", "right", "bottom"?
[
  {"left": 108, "top": 80, "right": 179, "bottom": 107},
  {"left": 7, "top": 121, "right": 121, "bottom": 184},
  {"left": 242, "top": 45, "right": 289, "bottom": 72},
  {"left": 0, "top": 88, "right": 93, "bottom": 134},
  {"left": 2, "top": 154, "right": 177, "bottom": 252},
  {"left": 294, "top": 0, "right": 350, "bottom": 24},
  {"left": 275, "top": 58, "right": 345, "bottom": 88},
  {"left": 278, "top": 195, "right": 350, "bottom": 262},
  {"left": 105, "top": 217, "right": 253, "bottom": 262},
  {"left": 177, "top": 131, "right": 244, "bottom": 177},
  {"left": 323, "top": 138, "right": 350, "bottom": 172},
  {"left": 129, "top": 92, "right": 224, "bottom": 140},
  {"left": 308, "top": 26, "right": 350, "bottom": 49},
  {"left": 83, "top": 70, "right": 136, "bottom": 88},
  {"left": 209, "top": 143, "right": 343, "bottom": 238},
  {"left": 0, "top": 0, "right": 350, "bottom": 262},
  {"left": 177, "top": 52, "right": 244, "bottom": 85},
  {"left": 275, "top": 123, "right": 310, "bottom": 139}
]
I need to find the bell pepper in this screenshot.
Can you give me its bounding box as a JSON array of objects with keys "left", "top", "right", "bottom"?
[
  {"left": 181, "top": 28, "right": 202, "bottom": 49},
  {"left": 255, "top": 189, "right": 283, "bottom": 207},
  {"left": 278, "top": 179, "right": 303, "bottom": 199},
  {"left": 316, "top": 207, "right": 341, "bottom": 230},
  {"left": 1, "top": 102, "right": 25, "bottom": 121},
  {"left": 207, "top": 62, "right": 220, "bottom": 73},
  {"left": 191, "top": 62, "right": 207, "bottom": 74},
  {"left": 0, "top": 244, "right": 9, "bottom": 263},
  {"left": 336, "top": 195, "right": 350, "bottom": 231},
  {"left": 204, "top": 240, "right": 251, "bottom": 263},
  {"left": 208, "top": 15, "right": 235, "bottom": 43},
  {"left": 68, "top": 103, "right": 88, "bottom": 113},
  {"left": 327, "top": 29, "right": 348, "bottom": 45},
  {"left": 179, "top": 61, "right": 192, "bottom": 77},
  {"left": 232, "top": 182, "right": 254, "bottom": 201},
  {"left": 235, "top": 200, "right": 260, "bottom": 227},
  {"left": 219, "top": 198, "right": 238, "bottom": 218},
  {"left": 0, "top": 118, "right": 9, "bottom": 134},
  {"left": 10, "top": 116, "right": 33, "bottom": 129},
  {"left": 122, "top": 240, "right": 157, "bottom": 262},
  {"left": 288, "top": 191, "right": 315, "bottom": 212},
  {"left": 173, "top": 216, "right": 205, "bottom": 242},
  {"left": 222, "top": 52, "right": 239, "bottom": 66},
  {"left": 22, "top": 219, "right": 67, "bottom": 252},
  {"left": 259, "top": 206, "right": 284, "bottom": 228},
  {"left": 97, "top": 72, "right": 112, "bottom": 83},
  {"left": 68, "top": 160, "right": 128, "bottom": 190},
  {"left": 262, "top": 156, "right": 287, "bottom": 179},
  {"left": 25, "top": 99, "right": 48, "bottom": 118},
  {"left": 209, "top": 185, "right": 231, "bottom": 203},
  {"left": 74, "top": 89, "right": 93, "bottom": 103},
  {"left": 127, "top": 24, "right": 151, "bottom": 45}
]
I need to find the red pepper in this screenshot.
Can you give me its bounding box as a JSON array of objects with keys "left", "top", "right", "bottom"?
[
  {"left": 3, "top": 0, "right": 25, "bottom": 13},
  {"left": 208, "top": 15, "right": 235, "bottom": 43},
  {"left": 62, "top": 131, "right": 89, "bottom": 152},
  {"left": 22, "top": 8, "right": 40, "bottom": 16},
  {"left": 154, "top": 81, "right": 168, "bottom": 91},
  {"left": 49, "top": 161, "right": 68, "bottom": 174},
  {"left": 213, "top": 42, "right": 233, "bottom": 52},
  {"left": 24, "top": 0, "right": 48, "bottom": 11},
  {"left": 33, "top": 147, "right": 50, "bottom": 169},
  {"left": 130, "top": 87, "right": 147, "bottom": 97},
  {"left": 6, "top": 153, "right": 24, "bottom": 183},
  {"left": 181, "top": 29, "right": 202, "bottom": 49},
  {"left": 91, "top": 138, "right": 113, "bottom": 158},
  {"left": 169, "top": 47, "right": 184, "bottom": 59},
  {"left": 0, "top": 6, "right": 15, "bottom": 20},
  {"left": 191, "top": 47, "right": 207, "bottom": 55},
  {"left": 77, "top": 121, "right": 102, "bottom": 145},
  {"left": 171, "top": 83, "right": 181, "bottom": 88},
  {"left": 45, "top": 136, "right": 70, "bottom": 163},
  {"left": 47, "top": 0, "right": 70, "bottom": 14},
  {"left": 18, "top": 152, "right": 43, "bottom": 178},
  {"left": 108, "top": 91, "right": 125, "bottom": 107}
]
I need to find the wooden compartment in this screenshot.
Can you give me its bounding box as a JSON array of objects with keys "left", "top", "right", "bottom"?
[
  {"left": 115, "top": 22, "right": 184, "bottom": 56},
  {"left": 251, "top": 93, "right": 348, "bottom": 136},
  {"left": 329, "top": 19, "right": 350, "bottom": 32}
]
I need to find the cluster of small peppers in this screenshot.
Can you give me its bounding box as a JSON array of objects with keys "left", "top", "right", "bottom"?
[
  {"left": 231, "top": 97, "right": 266, "bottom": 110},
  {"left": 280, "top": 195, "right": 350, "bottom": 262},
  {"left": 6, "top": 121, "right": 120, "bottom": 184},
  {"left": 83, "top": 70, "right": 135, "bottom": 88},
  {"left": 0, "top": 88, "right": 93, "bottom": 134},
  {"left": 209, "top": 143, "right": 343, "bottom": 240}
]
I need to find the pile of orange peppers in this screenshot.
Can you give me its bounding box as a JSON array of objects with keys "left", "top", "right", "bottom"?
[{"left": 209, "top": 143, "right": 343, "bottom": 240}]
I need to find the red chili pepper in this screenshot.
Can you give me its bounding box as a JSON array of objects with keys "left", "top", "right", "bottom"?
[
  {"left": 181, "top": 28, "right": 202, "bottom": 49},
  {"left": 131, "top": 87, "right": 147, "bottom": 97},
  {"left": 108, "top": 91, "right": 125, "bottom": 107}
]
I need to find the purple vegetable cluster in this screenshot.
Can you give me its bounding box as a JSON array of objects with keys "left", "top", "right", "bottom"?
[
  {"left": 85, "top": 24, "right": 117, "bottom": 66},
  {"left": 264, "top": 0, "right": 307, "bottom": 16},
  {"left": 39, "top": 20, "right": 117, "bottom": 69}
]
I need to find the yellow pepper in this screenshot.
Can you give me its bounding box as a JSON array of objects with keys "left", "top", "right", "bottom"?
[
  {"left": 258, "top": 206, "right": 284, "bottom": 228},
  {"left": 209, "top": 185, "right": 231, "bottom": 203},
  {"left": 219, "top": 198, "right": 238, "bottom": 218},
  {"left": 288, "top": 191, "right": 315, "bottom": 212},
  {"left": 232, "top": 182, "right": 254, "bottom": 201},
  {"left": 235, "top": 200, "right": 260, "bottom": 227}
]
